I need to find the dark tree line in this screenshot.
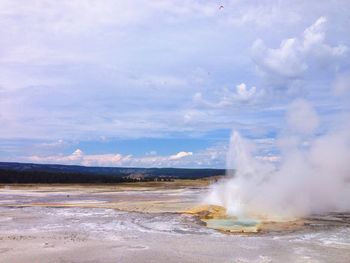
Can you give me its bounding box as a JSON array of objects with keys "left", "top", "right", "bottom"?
[
  {"left": 0, "top": 162, "right": 226, "bottom": 184},
  {"left": 0, "top": 169, "right": 129, "bottom": 184}
]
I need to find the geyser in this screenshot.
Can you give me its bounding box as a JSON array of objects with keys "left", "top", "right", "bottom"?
[{"left": 205, "top": 100, "right": 350, "bottom": 221}]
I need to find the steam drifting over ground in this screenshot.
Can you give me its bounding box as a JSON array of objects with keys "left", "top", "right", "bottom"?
[{"left": 206, "top": 99, "right": 350, "bottom": 220}]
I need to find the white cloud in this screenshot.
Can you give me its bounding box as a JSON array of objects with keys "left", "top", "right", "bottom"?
[
  {"left": 252, "top": 38, "right": 307, "bottom": 78},
  {"left": 27, "top": 149, "right": 193, "bottom": 167},
  {"left": 24, "top": 145, "right": 227, "bottom": 168},
  {"left": 234, "top": 83, "right": 259, "bottom": 102},
  {"left": 28, "top": 149, "right": 132, "bottom": 167},
  {"left": 192, "top": 83, "right": 262, "bottom": 109},
  {"left": 169, "top": 151, "right": 193, "bottom": 160},
  {"left": 0, "top": 1, "right": 350, "bottom": 167},
  {"left": 251, "top": 17, "right": 348, "bottom": 86}
]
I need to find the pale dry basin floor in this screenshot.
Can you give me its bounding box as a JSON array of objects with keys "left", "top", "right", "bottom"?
[{"left": 0, "top": 183, "right": 349, "bottom": 263}]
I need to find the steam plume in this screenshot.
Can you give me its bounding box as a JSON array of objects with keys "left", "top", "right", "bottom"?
[{"left": 206, "top": 100, "right": 350, "bottom": 220}]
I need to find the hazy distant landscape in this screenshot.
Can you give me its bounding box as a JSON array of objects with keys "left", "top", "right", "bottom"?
[{"left": 0, "top": 162, "right": 226, "bottom": 183}]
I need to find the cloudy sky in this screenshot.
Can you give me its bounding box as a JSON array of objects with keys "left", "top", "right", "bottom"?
[{"left": 0, "top": 0, "right": 349, "bottom": 168}]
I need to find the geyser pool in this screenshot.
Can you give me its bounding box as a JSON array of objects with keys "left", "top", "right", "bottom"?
[{"left": 204, "top": 218, "right": 260, "bottom": 233}]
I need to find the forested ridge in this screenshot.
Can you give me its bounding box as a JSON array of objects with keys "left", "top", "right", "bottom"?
[{"left": 0, "top": 162, "right": 226, "bottom": 184}]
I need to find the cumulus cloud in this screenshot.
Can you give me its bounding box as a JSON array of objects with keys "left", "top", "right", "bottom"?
[
  {"left": 28, "top": 149, "right": 132, "bottom": 167},
  {"left": 252, "top": 38, "right": 307, "bottom": 79},
  {"left": 169, "top": 151, "right": 193, "bottom": 160},
  {"left": 193, "top": 83, "right": 262, "bottom": 109},
  {"left": 27, "top": 149, "right": 195, "bottom": 167},
  {"left": 1, "top": 1, "right": 350, "bottom": 167},
  {"left": 22, "top": 143, "right": 230, "bottom": 168},
  {"left": 234, "top": 83, "right": 259, "bottom": 102},
  {"left": 251, "top": 17, "right": 348, "bottom": 87}
]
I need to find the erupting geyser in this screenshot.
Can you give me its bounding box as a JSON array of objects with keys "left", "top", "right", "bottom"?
[{"left": 205, "top": 99, "right": 350, "bottom": 225}]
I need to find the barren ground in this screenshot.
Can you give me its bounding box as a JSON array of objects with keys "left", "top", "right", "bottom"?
[{"left": 0, "top": 182, "right": 349, "bottom": 263}]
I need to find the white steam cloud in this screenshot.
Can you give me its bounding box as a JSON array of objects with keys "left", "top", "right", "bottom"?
[{"left": 206, "top": 100, "right": 350, "bottom": 220}]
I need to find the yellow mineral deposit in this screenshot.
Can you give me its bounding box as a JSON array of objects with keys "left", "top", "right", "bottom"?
[
  {"left": 184, "top": 205, "right": 260, "bottom": 233},
  {"left": 184, "top": 204, "right": 306, "bottom": 234}
]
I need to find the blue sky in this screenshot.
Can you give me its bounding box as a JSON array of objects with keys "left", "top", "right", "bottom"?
[{"left": 0, "top": 0, "right": 349, "bottom": 168}]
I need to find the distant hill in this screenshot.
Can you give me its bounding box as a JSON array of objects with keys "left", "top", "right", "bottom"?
[{"left": 0, "top": 162, "right": 226, "bottom": 184}]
